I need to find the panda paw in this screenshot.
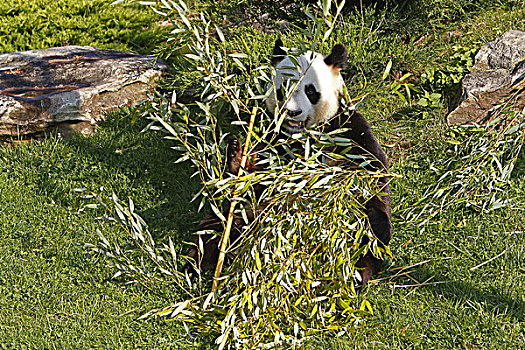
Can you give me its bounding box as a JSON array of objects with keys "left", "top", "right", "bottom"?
[
  {"left": 228, "top": 138, "right": 243, "bottom": 174},
  {"left": 355, "top": 254, "right": 382, "bottom": 292}
]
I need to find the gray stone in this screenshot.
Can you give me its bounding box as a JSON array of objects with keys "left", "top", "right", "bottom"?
[
  {"left": 0, "top": 46, "right": 168, "bottom": 138},
  {"left": 448, "top": 30, "right": 525, "bottom": 125}
]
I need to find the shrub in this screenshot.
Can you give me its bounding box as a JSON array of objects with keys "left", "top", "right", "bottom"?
[{"left": 91, "top": 0, "right": 394, "bottom": 348}]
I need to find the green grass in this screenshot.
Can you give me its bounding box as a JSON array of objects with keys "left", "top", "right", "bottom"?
[
  {"left": 325, "top": 181, "right": 525, "bottom": 348},
  {"left": 0, "top": 114, "right": 199, "bottom": 348},
  {"left": 0, "top": 0, "right": 167, "bottom": 54},
  {"left": 1, "top": 0, "right": 525, "bottom": 348}
]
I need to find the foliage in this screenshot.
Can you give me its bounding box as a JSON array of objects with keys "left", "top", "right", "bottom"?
[
  {"left": 414, "top": 0, "right": 501, "bottom": 25},
  {"left": 380, "top": 43, "right": 475, "bottom": 119},
  {"left": 397, "top": 105, "right": 525, "bottom": 232},
  {"left": 91, "top": 1, "right": 525, "bottom": 349},
  {"left": 89, "top": 0, "right": 399, "bottom": 348},
  {"left": 381, "top": 59, "right": 423, "bottom": 106},
  {"left": 421, "top": 44, "right": 477, "bottom": 98},
  {"left": 386, "top": 0, "right": 512, "bottom": 39}
]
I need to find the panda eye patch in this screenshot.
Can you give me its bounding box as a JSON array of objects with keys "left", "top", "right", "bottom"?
[
  {"left": 276, "top": 88, "right": 284, "bottom": 101},
  {"left": 304, "top": 84, "right": 320, "bottom": 104},
  {"left": 305, "top": 84, "right": 316, "bottom": 95}
]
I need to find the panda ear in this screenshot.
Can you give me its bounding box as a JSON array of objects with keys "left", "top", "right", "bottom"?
[
  {"left": 324, "top": 44, "right": 347, "bottom": 72},
  {"left": 272, "top": 38, "right": 286, "bottom": 66}
]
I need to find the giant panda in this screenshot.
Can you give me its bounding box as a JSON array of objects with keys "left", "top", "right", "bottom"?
[{"left": 186, "top": 39, "right": 393, "bottom": 288}]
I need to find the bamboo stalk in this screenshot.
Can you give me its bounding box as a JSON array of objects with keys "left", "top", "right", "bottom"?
[{"left": 212, "top": 107, "right": 258, "bottom": 292}]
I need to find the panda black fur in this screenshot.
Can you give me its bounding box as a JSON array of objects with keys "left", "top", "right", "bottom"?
[{"left": 186, "top": 40, "right": 392, "bottom": 288}]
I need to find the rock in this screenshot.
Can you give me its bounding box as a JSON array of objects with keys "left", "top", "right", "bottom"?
[
  {"left": 447, "top": 30, "right": 525, "bottom": 125},
  {"left": 0, "top": 46, "right": 168, "bottom": 138}
]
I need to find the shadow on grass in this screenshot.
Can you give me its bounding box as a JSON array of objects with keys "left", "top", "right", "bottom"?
[
  {"left": 28, "top": 110, "right": 202, "bottom": 244},
  {"left": 376, "top": 264, "right": 525, "bottom": 323}
]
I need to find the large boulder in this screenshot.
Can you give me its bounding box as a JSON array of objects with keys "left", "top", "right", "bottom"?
[
  {"left": 447, "top": 30, "right": 525, "bottom": 125},
  {"left": 0, "top": 46, "right": 168, "bottom": 138}
]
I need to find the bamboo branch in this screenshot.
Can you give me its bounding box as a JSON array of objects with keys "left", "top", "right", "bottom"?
[{"left": 212, "top": 107, "right": 258, "bottom": 292}]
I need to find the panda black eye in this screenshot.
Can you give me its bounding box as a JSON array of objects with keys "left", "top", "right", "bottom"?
[
  {"left": 305, "top": 84, "right": 320, "bottom": 104},
  {"left": 276, "top": 88, "right": 284, "bottom": 101},
  {"left": 305, "top": 84, "right": 317, "bottom": 95}
]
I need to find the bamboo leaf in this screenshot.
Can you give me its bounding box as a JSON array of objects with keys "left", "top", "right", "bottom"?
[{"left": 382, "top": 60, "right": 393, "bottom": 81}]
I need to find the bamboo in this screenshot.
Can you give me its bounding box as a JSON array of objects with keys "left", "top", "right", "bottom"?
[{"left": 212, "top": 107, "right": 258, "bottom": 292}]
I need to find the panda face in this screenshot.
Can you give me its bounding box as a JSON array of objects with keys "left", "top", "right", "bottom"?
[{"left": 266, "top": 41, "right": 347, "bottom": 131}]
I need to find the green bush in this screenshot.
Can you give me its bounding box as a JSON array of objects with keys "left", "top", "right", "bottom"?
[{"left": 92, "top": 1, "right": 396, "bottom": 348}]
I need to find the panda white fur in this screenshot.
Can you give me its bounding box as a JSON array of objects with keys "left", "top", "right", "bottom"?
[
  {"left": 187, "top": 40, "right": 392, "bottom": 288},
  {"left": 266, "top": 40, "right": 346, "bottom": 131}
]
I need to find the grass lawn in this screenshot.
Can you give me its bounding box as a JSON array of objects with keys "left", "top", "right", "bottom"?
[
  {"left": 0, "top": 0, "right": 524, "bottom": 348},
  {"left": 0, "top": 114, "right": 196, "bottom": 348}
]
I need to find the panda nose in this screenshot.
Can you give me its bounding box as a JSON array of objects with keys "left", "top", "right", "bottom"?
[{"left": 286, "top": 109, "right": 302, "bottom": 118}]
